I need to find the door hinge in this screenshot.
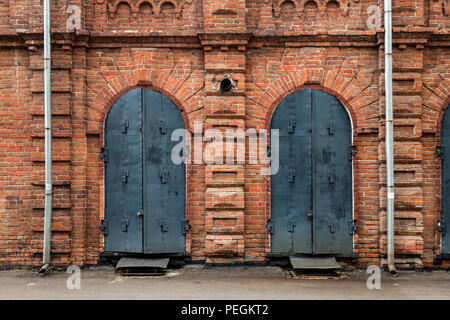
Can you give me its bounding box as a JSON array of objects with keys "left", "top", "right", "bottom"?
[
  {"left": 122, "top": 170, "right": 129, "bottom": 184},
  {"left": 267, "top": 220, "right": 274, "bottom": 235},
  {"left": 349, "top": 145, "right": 357, "bottom": 160},
  {"left": 437, "top": 145, "right": 445, "bottom": 159},
  {"left": 159, "top": 119, "right": 167, "bottom": 134},
  {"left": 101, "top": 148, "right": 109, "bottom": 163},
  {"left": 182, "top": 219, "right": 190, "bottom": 235},
  {"left": 438, "top": 219, "right": 446, "bottom": 236},
  {"left": 100, "top": 219, "right": 108, "bottom": 235},
  {"left": 288, "top": 120, "right": 296, "bottom": 134},
  {"left": 349, "top": 219, "right": 357, "bottom": 235},
  {"left": 288, "top": 220, "right": 296, "bottom": 233},
  {"left": 121, "top": 219, "right": 129, "bottom": 232},
  {"left": 160, "top": 219, "right": 168, "bottom": 233},
  {"left": 121, "top": 120, "right": 129, "bottom": 134}
]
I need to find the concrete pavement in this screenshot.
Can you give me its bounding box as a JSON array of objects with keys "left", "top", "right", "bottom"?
[{"left": 0, "top": 266, "right": 448, "bottom": 300}]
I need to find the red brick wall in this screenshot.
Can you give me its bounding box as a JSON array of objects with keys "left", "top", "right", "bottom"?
[{"left": 0, "top": 0, "right": 449, "bottom": 268}]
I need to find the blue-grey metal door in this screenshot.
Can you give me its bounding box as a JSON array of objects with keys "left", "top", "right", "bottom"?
[
  {"left": 270, "top": 89, "right": 313, "bottom": 254},
  {"left": 312, "top": 90, "right": 353, "bottom": 254},
  {"left": 104, "top": 88, "right": 186, "bottom": 254},
  {"left": 104, "top": 88, "right": 143, "bottom": 253},
  {"left": 441, "top": 104, "right": 450, "bottom": 253},
  {"left": 143, "top": 89, "right": 186, "bottom": 253},
  {"left": 270, "top": 89, "right": 353, "bottom": 255}
]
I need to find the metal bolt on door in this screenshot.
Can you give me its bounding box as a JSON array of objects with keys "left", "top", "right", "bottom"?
[
  {"left": 104, "top": 88, "right": 186, "bottom": 254},
  {"left": 270, "top": 89, "right": 353, "bottom": 255},
  {"left": 441, "top": 104, "right": 450, "bottom": 253}
]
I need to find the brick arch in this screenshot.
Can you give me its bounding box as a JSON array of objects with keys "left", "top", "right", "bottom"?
[
  {"left": 93, "top": 70, "right": 192, "bottom": 141},
  {"left": 263, "top": 69, "right": 359, "bottom": 138}
]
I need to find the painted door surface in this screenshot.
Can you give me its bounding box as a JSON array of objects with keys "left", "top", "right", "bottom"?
[
  {"left": 104, "top": 88, "right": 186, "bottom": 254},
  {"left": 270, "top": 89, "right": 312, "bottom": 253},
  {"left": 442, "top": 104, "right": 450, "bottom": 253},
  {"left": 143, "top": 90, "right": 186, "bottom": 253},
  {"left": 104, "top": 89, "right": 143, "bottom": 253},
  {"left": 311, "top": 90, "right": 353, "bottom": 254},
  {"left": 270, "top": 89, "right": 353, "bottom": 255}
]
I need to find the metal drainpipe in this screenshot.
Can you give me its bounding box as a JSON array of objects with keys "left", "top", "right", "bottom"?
[
  {"left": 39, "top": 0, "right": 52, "bottom": 273},
  {"left": 384, "top": 0, "right": 397, "bottom": 276}
]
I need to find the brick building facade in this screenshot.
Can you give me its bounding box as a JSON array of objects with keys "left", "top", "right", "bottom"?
[{"left": 0, "top": 0, "right": 449, "bottom": 269}]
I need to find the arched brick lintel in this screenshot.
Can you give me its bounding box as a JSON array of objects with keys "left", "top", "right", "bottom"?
[
  {"left": 99, "top": 85, "right": 191, "bottom": 144},
  {"left": 264, "top": 84, "right": 358, "bottom": 138}
]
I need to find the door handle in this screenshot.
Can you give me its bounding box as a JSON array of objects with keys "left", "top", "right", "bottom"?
[
  {"left": 306, "top": 210, "right": 312, "bottom": 218},
  {"left": 136, "top": 210, "right": 143, "bottom": 217}
]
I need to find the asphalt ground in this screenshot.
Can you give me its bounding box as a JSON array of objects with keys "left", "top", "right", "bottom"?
[{"left": 0, "top": 266, "right": 448, "bottom": 300}]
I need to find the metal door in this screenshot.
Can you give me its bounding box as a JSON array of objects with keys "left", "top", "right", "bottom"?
[
  {"left": 270, "top": 89, "right": 353, "bottom": 254},
  {"left": 441, "top": 104, "right": 450, "bottom": 253},
  {"left": 104, "top": 88, "right": 186, "bottom": 254},
  {"left": 143, "top": 89, "right": 186, "bottom": 253},
  {"left": 270, "top": 89, "right": 312, "bottom": 254},
  {"left": 104, "top": 88, "right": 143, "bottom": 253},
  {"left": 312, "top": 90, "right": 353, "bottom": 254}
]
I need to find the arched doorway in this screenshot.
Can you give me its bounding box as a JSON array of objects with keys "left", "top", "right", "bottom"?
[
  {"left": 103, "top": 88, "right": 186, "bottom": 254},
  {"left": 441, "top": 104, "right": 450, "bottom": 254},
  {"left": 270, "top": 88, "right": 354, "bottom": 255}
]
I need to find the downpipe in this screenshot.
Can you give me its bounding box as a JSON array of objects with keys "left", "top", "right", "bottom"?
[
  {"left": 39, "top": 0, "right": 52, "bottom": 274},
  {"left": 384, "top": 0, "right": 397, "bottom": 276}
]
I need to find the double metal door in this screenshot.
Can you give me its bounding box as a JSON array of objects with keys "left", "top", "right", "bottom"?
[
  {"left": 103, "top": 88, "right": 186, "bottom": 254},
  {"left": 270, "top": 89, "right": 354, "bottom": 254}
]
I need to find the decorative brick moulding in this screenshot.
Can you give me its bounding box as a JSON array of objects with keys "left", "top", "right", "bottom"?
[
  {"left": 98, "top": 0, "right": 185, "bottom": 18},
  {"left": 273, "top": 0, "right": 360, "bottom": 17}
]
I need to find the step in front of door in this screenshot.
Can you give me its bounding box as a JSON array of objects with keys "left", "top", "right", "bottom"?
[
  {"left": 289, "top": 256, "right": 341, "bottom": 270},
  {"left": 115, "top": 257, "right": 170, "bottom": 275}
]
